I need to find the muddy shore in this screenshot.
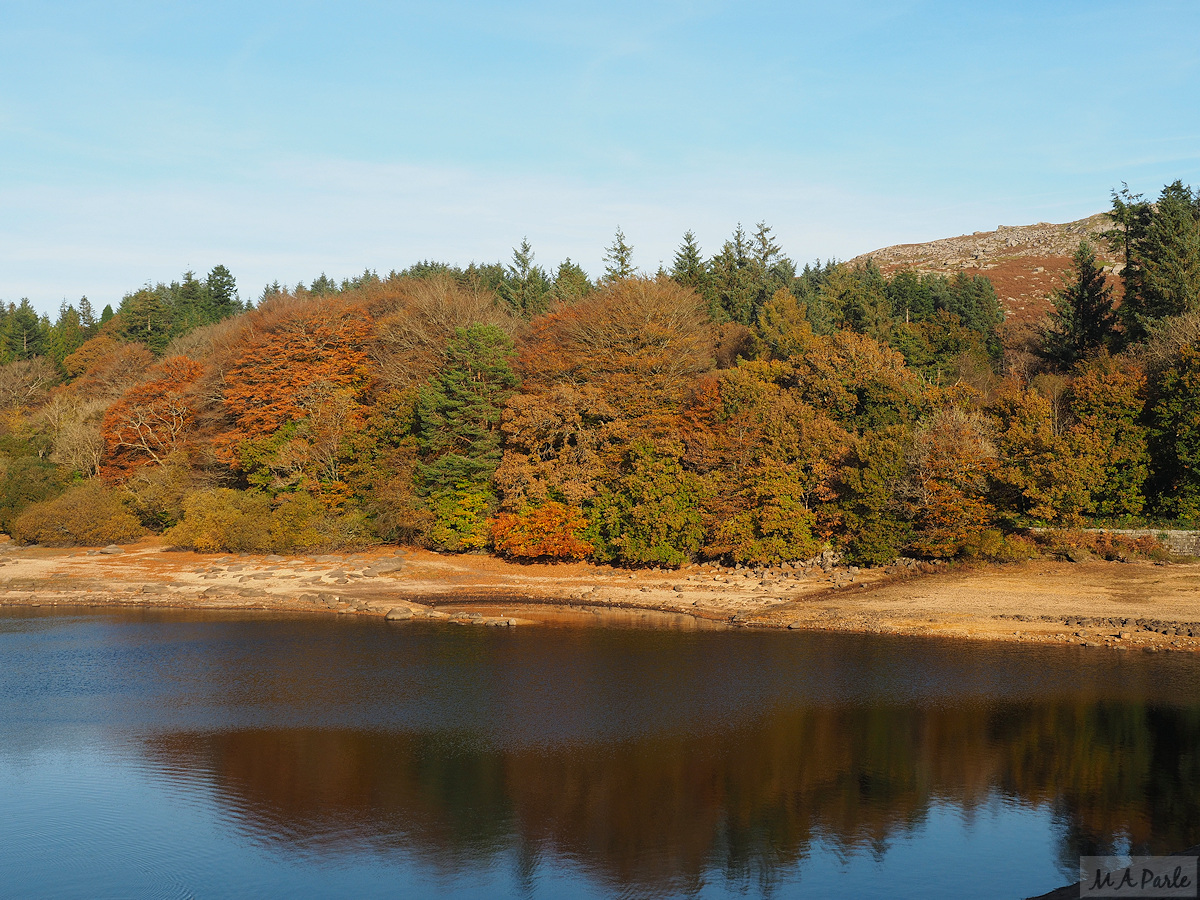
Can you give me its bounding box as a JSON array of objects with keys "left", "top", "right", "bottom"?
[{"left": 2, "top": 539, "right": 1199, "bottom": 652}]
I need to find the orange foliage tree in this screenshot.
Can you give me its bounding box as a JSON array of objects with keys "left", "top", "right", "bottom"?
[
  {"left": 64, "top": 335, "right": 156, "bottom": 400},
  {"left": 100, "top": 356, "right": 204, "bottom": 480},
  {"left": 215, "top": 296, "right": 373, "bottom": 498},
  {"left": 496, "top": 277, "right": 715, "bottom": 515},
  {"left": 682, "top": 361, "right": 851, "bottom": 564},
  {"left": 906, "top": 407, "right": 997, "bottom": 557},
  {"left": 491, "top": 501, "right": 593, "bottom": 559}
]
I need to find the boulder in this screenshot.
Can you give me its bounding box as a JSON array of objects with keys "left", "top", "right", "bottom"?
[{"left": 385, "top": 607, "right": 413, "bottom": 621}]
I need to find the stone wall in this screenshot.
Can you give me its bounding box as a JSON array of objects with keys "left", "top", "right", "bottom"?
[{"left": 1091, "top": 529, "right": 1200, "bottom": 556}]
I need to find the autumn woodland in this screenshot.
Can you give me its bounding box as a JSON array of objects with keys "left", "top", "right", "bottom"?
[{"left": 2, "top": 182, "right": 1199, "bottom": 566}]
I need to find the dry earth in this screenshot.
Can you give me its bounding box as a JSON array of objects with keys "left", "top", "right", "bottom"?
[
  {"left": 848, "top": 212, "right": 1121, "bottom": 324},
  {"left": 2, "top": 539, "right": 1199, "bottom": 653}
]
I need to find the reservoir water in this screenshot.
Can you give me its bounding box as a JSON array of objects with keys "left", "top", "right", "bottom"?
[{"left": 1, "top": 607, "right": 1197, "bottom": 899}]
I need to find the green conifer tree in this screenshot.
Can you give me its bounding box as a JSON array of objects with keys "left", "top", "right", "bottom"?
[
  {"left": 1040, "top": 241, "right": 1117, "bottom": 369},
  {"left": 206, "top": 265, "right": 239, "bottom": 317},
  {"left": 498, "top": 238, "right": 551, "bottom": 317},
  {"left": 603, "top": 228, "right": 635, "bottom": 281}
]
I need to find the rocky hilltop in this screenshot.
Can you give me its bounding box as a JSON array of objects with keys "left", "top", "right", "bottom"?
[{"left": 848, "top": 213, "right": 1120, "bottom": 323}]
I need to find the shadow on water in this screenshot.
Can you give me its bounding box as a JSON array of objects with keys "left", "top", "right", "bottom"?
[{"left": 2, "top": 608, "right": 1199, "bottom": 897}]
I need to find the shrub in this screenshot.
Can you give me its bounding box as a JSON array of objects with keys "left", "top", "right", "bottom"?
[
  {"left": 962, "top": 528, "right": 1038, "bottom": 563},
  {"left": 121, "top": 457, "right": 195, "bottom": 530},
  {"left": 269, "top": 493, "right": 373, "bottom": 553},
  {"left": 165, "top": 488, "right": 376, "bottom": 553},
  {"left": 10, "top": 480, "right": 146, "bottom": 546},
  {"left": 492, "top": 502, "right": 592, "bottom": 560},
  {"left": 425, "top": 485, "right": 493, "bottom": 551},
  {"left": 164, "top": 489, "right": 272, "bottom": 553},
  {"left": 0, "top": 456, "right": 70, "bottom": 532},
  {"left": 1033, "top": 528, "right": 1168, "bottom": 562}
]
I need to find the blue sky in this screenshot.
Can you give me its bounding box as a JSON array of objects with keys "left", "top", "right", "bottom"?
[{"left": 3, "top": 0, "right": 1199, "bottom": 314}]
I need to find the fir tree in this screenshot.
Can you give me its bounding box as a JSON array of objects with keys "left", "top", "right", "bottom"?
[
  {"left": 670, "top": 230, "right": 707, "bottom": 290},
  {"left": 1112, "top": 180, "right": 1200, "bottom": 342},
  {"left": 603, "top": 228, "right": 634, "bottom": 280},
  {"left": 417, "top": 324, "right": 520, "bottom": 491},
  {"left": 549, "top": 258, "right": 592, "bottom": 303},
  {"left": 77, "top": 296, "right": 96, "bottom": 332},
  {"left": 498, "top": 238, "right": 551, "bottom": 317},
  {"left": 1041, "top": 241, "right": 1117, "bottom": 369},
  {"left": 206, "top": 265, "right": 239, "bottom": 317},
  {"left": 6, "top": 299, "right": 47, "bottom": 360}
]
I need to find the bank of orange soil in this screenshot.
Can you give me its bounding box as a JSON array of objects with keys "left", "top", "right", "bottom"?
[{"left": 2, "top": 539, "right": 1199, "bottom": 651}]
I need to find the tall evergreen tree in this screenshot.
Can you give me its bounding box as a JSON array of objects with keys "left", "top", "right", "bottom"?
[
  {"left": 417, "top": 324, "right": 520, "bottom": 491},
  {"left": 416, "top": 324, "right": 520, "bottom": 550},
  {"left": 117, "top": 288, "right": 173, "bottom": 354},
  {"left": 1112, "top": 180, "right": 1200, "bottom": 342},
  {"left": 709, "top": 223, "right": 794, "bottom": 326},
  {"left": 549, "top": 258, "right": 592, "bottom": 303},
  {"left": 49, "top": 302, "right": 86, "bottom": 367},
  {"left": 206, "top": 265, "right": 239, "bottom": 317},
  {"left": 603, "top": 228, "right": 635, "bottom": 280},
  {"left": 709, "top": 224, "right": 756, "bottom": 324},
  {"left": 309, "top": 273, "right": 339, "bottom": 296},
  {"left": 77, "top": 296, "right": 96, "bottom": 332},
  {"left": 173, "top": 271, "right": 211, "bottom": 333},
  {"left": 1149, "top": 343, "right": 1200, "bottom": 520},
  {"left": 499, "top": 238, "right": 551, "bottom": 317},
  {"left": 5, "top": 299, "right": 47, "bottom": 360},
  {"left": 1139, "top": 182, "right": 1200, "bottom": 319},
  {"left": 259, "top": 281, "right": 284, "bottom": 304},
  {"left": 1040, "top": 241, "right": 1117, "bottom": 369},
  {"left": 751, "top": 221, "right": 782, "bottom": 270},
  {"left": 671, "top": 230, "right": 707, "bottom": 291}
]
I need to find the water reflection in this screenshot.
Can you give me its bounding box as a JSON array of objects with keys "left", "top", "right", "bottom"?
[
  {"left": 136, "top": 701, "right": 1200, "bottom": 893},
  {"left": 2, "top": 609, "right": 1198, "bottom": 898}
]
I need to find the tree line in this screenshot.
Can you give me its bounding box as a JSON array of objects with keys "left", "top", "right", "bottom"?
[{"left": 1, "top": 183, "right": 1198, "bottom": 564}]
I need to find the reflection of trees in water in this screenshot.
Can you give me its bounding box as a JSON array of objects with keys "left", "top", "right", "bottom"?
[{"left": 141, "top": 701, "right": 1200, "bottom": 893}]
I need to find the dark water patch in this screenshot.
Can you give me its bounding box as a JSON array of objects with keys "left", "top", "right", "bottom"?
[{"left": 1, "top": 608, "right": 1198, "bottom": 898}]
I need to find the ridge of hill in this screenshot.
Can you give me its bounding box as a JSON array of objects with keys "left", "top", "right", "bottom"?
[{"left": 848, "top": 213, "right": 1120, "bottom": 323}]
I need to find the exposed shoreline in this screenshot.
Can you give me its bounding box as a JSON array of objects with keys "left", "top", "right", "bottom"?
[{"left": 2, "top": 540, "right": 1199, "bottom": 651}]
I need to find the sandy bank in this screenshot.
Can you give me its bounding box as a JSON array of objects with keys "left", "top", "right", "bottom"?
[{"left": 1, "top": 540, "right": 1199, "bottom": 651}]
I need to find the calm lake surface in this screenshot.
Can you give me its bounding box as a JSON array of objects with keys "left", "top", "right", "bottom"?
[{"left": 1, "top": 608, "right": 1198, "bottom": 899}]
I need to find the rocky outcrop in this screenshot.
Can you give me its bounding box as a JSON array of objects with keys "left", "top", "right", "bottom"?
[{"left": 848, "top": 213, "right": 1121, "bottom": 323}]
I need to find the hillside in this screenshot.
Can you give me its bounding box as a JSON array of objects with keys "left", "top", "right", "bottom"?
[{"left": 848, "top": 213, "right": 1120, "bottom": 323}]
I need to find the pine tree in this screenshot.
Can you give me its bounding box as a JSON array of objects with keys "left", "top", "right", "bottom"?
[
  {"left": 603, "top": 228, "right": 634, "bottom": 281},
  {"left": 710, "top": 224, "right": 760, "bottom": 325},
  {"left": 549, "top": 258, "right": 592, "bottom": 303},
  {"left": 1041, "top": 241, "right": 1117, "bottom": 369},
  {"left": 173, "top": 271, "right": 211, "bottom": 332},
  {"left": 77, "top": 296, "right": 96, "bottom": 332},
  {"left": 259, "top": 281, "right": 284, "bottom": 304},
  {"left": 416, "top": 324, "right": 520, "bottom": 550},
  {"left": 499, "top": 238, "right": 551, "bottom": 317},
  {"left": 206, "top": 265, "right": 239, "bottom": 318},
  {"left": 751, "top": 221, "right": 782, "bottom": 270},
  {"left": 117, "top": 289, "right": 173, "bottom": 354},
  {"left": 1113, "top": 180, "right": 1200, "bottom": 342},
  {"left": 1139, "top": 182, "right": 1200, "bottom": 320},
  {"left": 671, "top": 230, "right": 707, "bottom": 290},
  {"left": 49, "top": 302, "right": 86, "bottom": 367},
  {"left": 6, "top": 299, "right": 47, "bottom": 360},
  {"left": 417, "top": 324, "right": 519, "bottom": 491},
  {"left": 309, "top": 274, "right": 338, "bottom": 296}
]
